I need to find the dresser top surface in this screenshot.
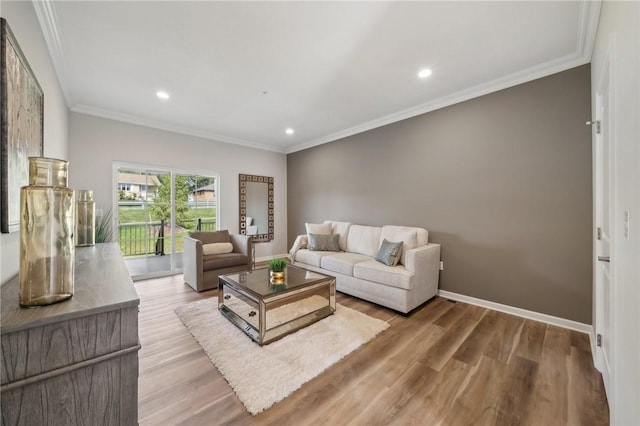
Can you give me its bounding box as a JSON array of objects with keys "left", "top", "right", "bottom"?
[{"left": 1, "top": 243, "right": 139, "bottom": 333}]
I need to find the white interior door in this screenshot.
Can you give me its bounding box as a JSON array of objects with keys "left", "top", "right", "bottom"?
[{"left": 594, "top": 58, "right": 614, "bottom": 400}]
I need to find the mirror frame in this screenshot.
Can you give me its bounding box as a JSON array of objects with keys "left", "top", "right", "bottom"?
[{"left": 239, "top": 173, "right": 274, "bottom": 242}]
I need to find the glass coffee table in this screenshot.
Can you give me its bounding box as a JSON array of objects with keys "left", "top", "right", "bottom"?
[{"left": 218, "top": 265, "right": 336, "bottom": 345}]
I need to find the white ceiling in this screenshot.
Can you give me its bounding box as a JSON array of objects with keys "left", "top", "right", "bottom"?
[{"left": 34, "top": 1, "right": 600, "bottom": 154}]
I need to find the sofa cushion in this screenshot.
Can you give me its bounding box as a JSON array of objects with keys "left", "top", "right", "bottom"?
[
  {"left": 381, "top": 226, "right": 428, "bottom": 246},
  {"left": 190, "top": 230, "right": 230, "bottom": 244},
  {"left": 324, "top": 220, "right": 352, "bottom": 251},
  {"left": 380, "top": 226, "right": 427, "bottom": 265},
  {"left": 376, "top": 239, "right": 403, "bottom": 266},
  {"left": 353, "top": 260, "right": 414, "bottom": 290},
  {"left": 346, "top": 225, "right": 382, "bottom": 258},
  {"left": 202, "top": 242, "right": 233, "bottom": 255},
  {"left": 308, "top": 233, "right": 340, "bottom": 251},
  {"left": 203, "top": 253, "right": 247, "bottom": 271},
  {"left": 294, "top": 249, "right": 334, "bottom": 267},
  {"left": 321, "top": 253, "right": 372, "bottom": 276}
]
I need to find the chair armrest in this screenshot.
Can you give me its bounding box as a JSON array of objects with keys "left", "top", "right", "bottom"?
[
  {"left": 230, "top": 234, "right": 252, "bottom": 269},
  {"left": 183, "top": 236, "right": 203, "bottom": 288},
  {"left": 289, "top": 234, "right": 308, "bottom": 260},
  {"left": 230, "top": 234, "right": 251, "bottom": 256},
  {"left": 229, "top": 234, "right": 253, "bottom": 256}
]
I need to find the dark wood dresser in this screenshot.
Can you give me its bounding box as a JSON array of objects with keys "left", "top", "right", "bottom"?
[{"left": 1, "top": 243, "right": 140, "bottom": 425}]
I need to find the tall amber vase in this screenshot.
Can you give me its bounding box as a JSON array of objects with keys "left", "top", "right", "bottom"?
[{"left": 19, "top": 157, "right": 75, "bottom": 307}]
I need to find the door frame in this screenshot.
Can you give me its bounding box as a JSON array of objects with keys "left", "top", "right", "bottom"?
[
  {"left": 112, "top": 161, "right": 220, "bottom": 279},
  {"left": 592, "top": 38, "right": 616, "bottom": 407}
]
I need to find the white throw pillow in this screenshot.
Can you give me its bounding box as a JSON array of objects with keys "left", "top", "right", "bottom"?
[
  {"left": 305, "top": 222, "right": 332, "bottom": 239},
  {"left": 324, "top": 220, "right": 352, "bottom": 251},
  {"left": 202, "top": 242, "right": 234, "bottom": 255}
]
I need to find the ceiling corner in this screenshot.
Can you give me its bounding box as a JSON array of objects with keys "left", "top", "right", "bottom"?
[
  {"left": 32, "top": 0, "right": 74, "bottom": 107},
  {"left": 576, "top": 0, "right": 602, "bottom": 61}
]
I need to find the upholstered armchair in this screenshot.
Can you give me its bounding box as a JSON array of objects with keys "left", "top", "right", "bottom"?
[{"left": 183, "top": 230, "right": 252, "bottom": 292}]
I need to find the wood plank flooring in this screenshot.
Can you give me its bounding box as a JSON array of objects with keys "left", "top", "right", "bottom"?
[{"left": 136, "top": 274, "right": 609, "bottom": 425}]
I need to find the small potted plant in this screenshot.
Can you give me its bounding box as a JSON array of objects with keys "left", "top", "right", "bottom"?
[{"left": 267, "top": 258, "right": 288, "bottom": 282}]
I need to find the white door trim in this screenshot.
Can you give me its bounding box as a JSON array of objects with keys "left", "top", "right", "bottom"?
[{"left": 592, "top": 34, "right": 616, "bottom": 414}]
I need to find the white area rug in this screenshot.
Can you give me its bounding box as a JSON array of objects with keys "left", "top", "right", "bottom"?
[{"left": 174, "top": 297, "right": 390, "bottom": 415}]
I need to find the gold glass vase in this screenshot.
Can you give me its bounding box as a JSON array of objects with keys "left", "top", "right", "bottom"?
[
  {"left": 19, "top": 157, "right": 75, "bottom": 307},
  {"left": 75, "top": 189, "right": 95, "bottom": 246}
]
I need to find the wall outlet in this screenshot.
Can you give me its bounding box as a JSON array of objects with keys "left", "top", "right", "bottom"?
[
  {"left": 96, "top": 208, "right": 104, "bottom": 217},
  {"left": 440, "top": 261, "right": 444, "bottom": 271}
]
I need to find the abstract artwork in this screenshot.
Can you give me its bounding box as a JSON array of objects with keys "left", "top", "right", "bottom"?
[{"left": 1, "top": 18, "right": 44, "bottom": 233}]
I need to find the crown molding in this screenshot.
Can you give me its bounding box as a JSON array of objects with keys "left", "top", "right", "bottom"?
[
  {"left": 32, "top": 0, "right": 74, "bottom": 107},
  {"left": 71, "top": 104, "right": 286, "bottom": 154},
  {"left": 286, "top": 53, "right": 589, "bottom": 154},
  {"left": 286, "top": 0, "right": 602, "bottom": 154},
  {"left": 576, "top": 0, "right": 602, "bottom": 61}
]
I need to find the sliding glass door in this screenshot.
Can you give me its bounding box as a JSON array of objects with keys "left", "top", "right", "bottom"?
[{"left": 115, "top": 163, "right": 217, "bottom": 280}]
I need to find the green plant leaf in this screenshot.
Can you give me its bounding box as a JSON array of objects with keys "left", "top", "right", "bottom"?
[
  {"left": 267, "top": 258, "right": 288, "bottom": 272},
  {"left": 95, "top": 207, "right": 114, "bottom": 243}
]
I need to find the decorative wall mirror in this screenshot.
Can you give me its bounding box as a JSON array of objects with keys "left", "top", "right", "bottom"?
[{"left": 239, "top": 174, "right": 274, "bottom": 242}]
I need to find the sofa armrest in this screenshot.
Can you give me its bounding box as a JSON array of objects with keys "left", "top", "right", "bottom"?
[
  {"left": 230, "top": 234, "right": 252, "bottom": 269},
  {"left": 404, "top": 243, "right": 441, "bottom": 306},
  {"left": 289, "top": 234, "right": 308, "bottom": 260},
  {"left": 183, "top": 236, "right": 204, "bottom": 289}
]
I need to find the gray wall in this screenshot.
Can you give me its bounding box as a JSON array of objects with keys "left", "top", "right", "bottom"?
[
  {"left": 69, "top": 113, "right": 288, "bottom": 260},
  {"left": 1, "top": 2, "right": 70, "bottom": 284},
  {"left": 288, "top": 65, "right": 592, "bottom": 323}
]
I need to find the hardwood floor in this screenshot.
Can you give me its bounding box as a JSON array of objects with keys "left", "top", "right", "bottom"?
[{"left": 136, "top": 274, "right": 609, "bottom": 425}]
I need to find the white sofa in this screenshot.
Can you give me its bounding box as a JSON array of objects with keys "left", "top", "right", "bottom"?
[{"left": 289, "top": 220, "right": 441, "bottom": 314}]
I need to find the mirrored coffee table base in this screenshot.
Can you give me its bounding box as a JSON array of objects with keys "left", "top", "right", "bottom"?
[{"left": 218, "top": 266, "right": 336, "bottom": 345}]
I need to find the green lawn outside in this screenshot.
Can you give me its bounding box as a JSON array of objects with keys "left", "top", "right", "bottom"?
[{"left": 118, "top": 205, "right": 216, "bottom": 256}]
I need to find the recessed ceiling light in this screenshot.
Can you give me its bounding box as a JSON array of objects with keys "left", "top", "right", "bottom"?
[
  {"left": 156, "top": 91, "right": 170, "bottom": 100},
  {"left": 418, "top": 68, "right": 433, "bottom": 79},
  {"left": 285, "top": 128, "right": 294, "bottom": 135}
]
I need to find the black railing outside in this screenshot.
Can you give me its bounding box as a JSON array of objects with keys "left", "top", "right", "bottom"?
[
  {"left": 119, "top": 220, "right": 165, "bottom": 257},
  {"left": 173, "top": 217, "right": 217, "bottom": 232},
  {"left": 196, "top": 218, "right": 216, "bottom": 231},
  {"left": 155, "top": 219, "right": 165, "bottom": 255},
  {"left": 118, "top": 217, "right": 216, "bottom": 257}
]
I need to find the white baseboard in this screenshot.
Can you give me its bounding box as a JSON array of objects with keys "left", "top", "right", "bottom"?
[
  {"left": 255, "top": 254, "right": 289, "bottom": 263},
  {"left": 437, "top": 290, "right": 594, "bottom": 336}
]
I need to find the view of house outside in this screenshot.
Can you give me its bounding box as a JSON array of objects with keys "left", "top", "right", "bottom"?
[{"left": 117, "top": 169, "right": 217, "bottom": 258}]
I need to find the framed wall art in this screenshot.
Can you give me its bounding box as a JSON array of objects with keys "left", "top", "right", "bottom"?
[{"left": 1, "top": 18, "right": 44, "bottom": 233}]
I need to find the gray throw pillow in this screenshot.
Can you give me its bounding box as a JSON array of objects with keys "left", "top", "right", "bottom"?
[
  {"left": 376, "top": 239, "right": 403, "bottom": 266},
  {"left": 308, "top": 233, "right": 340, "bottom": 251}
]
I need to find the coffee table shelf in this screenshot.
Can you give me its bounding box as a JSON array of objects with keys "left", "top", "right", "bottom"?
[{"left": 218, "top": 266, "right": 336, "bottom": 345}]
